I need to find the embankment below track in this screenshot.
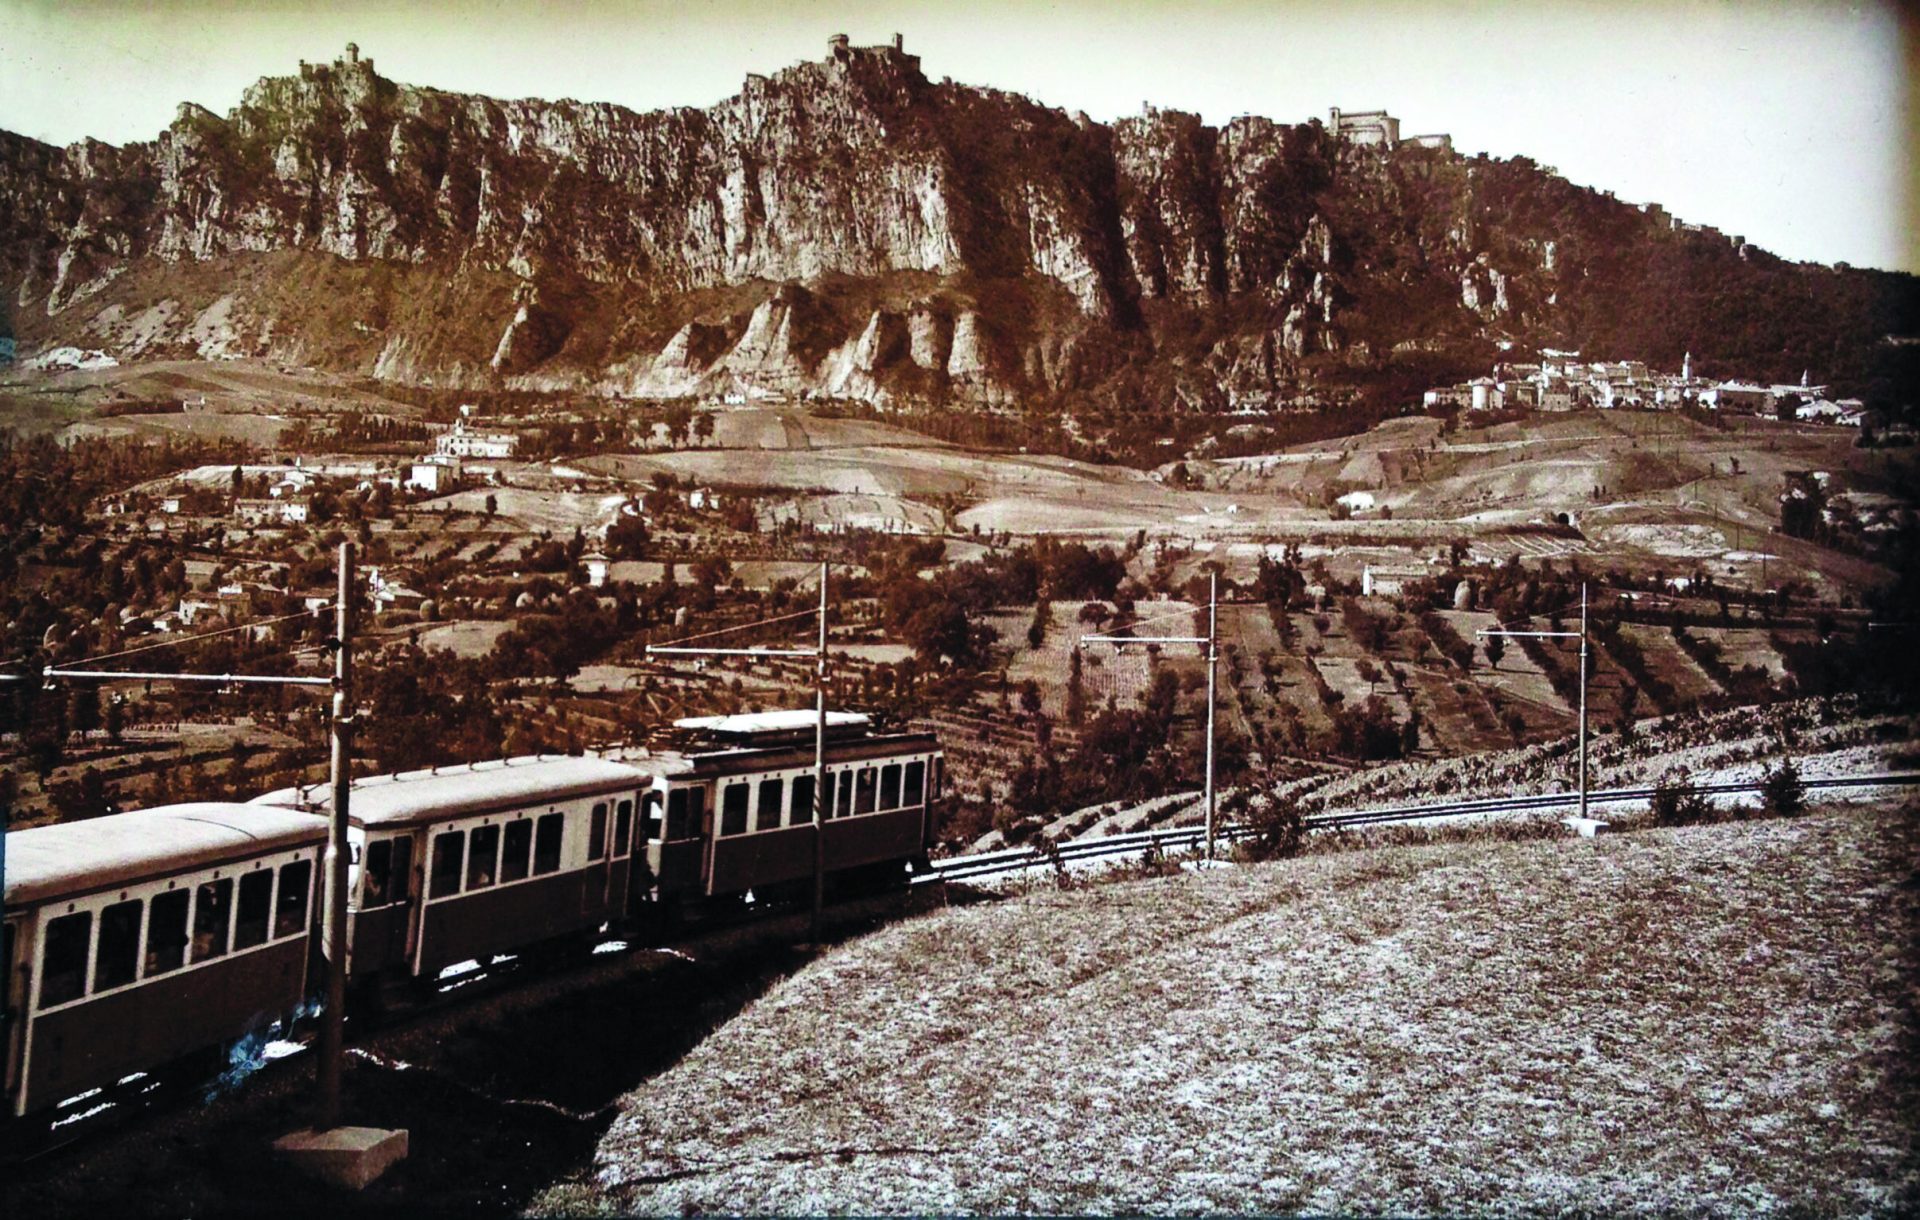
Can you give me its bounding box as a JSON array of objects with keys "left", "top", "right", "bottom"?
[{"left": 545, "top": 801, "right": 1920, "bottom": 1215}]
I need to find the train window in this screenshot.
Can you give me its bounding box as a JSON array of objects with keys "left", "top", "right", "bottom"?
[
  {"left": 39, "top": 912, "right": 91, "bottom": 1009},
  {"left": 235, "top": 870, "right": 273, "bottom": 949},
  {"left": 721, "top": 784, "right": 750, "bottom": 836},
  {"left": 855, "top": 767, "right": 877, "bottom": 815},
  {"left": 614, "top": 801, "right": 633, "bottom": 856},
  {"left": 688, "top": 788, "right": 706, "bottom": 834},
  {"left": 790, "top": 774, "right": 815, "bottom": 825},
  {"left": 835, "top": 771, "right": 854, "bottom": 819},
  {"left": 880, "top": 764, "right": 901, "bottom": 810},
  {"left": 146, "top": 889, "right": 190, "bottom": 976},
  {"left": 533, "top": 813, "right": 565, "bottom": 875},
  {"left": 501, "top": 820, "right": 533, "bottom": 883},
  {"left": 904, "top": 760, "right": 925, "bottom": 806},
  {"left": 275, "top": 861, "right": 312, "bottom": 939},
  {"left": 192, "top": 878, "right": 233, "bottom": 963},
  {"left": 643, "top": 791, "right": 664, "bottom": 842},
  {"left": 95, "top": 900, "right": 142, "bottom": 992},
  {"left": 588, "top": 803, "right": 608, "bottom": 861},
  {"left": 363, "top": 840, "right": 394, "bottom": 907},
  {"left": 756, "top": 778, "right": 784, "bottom": 831},
  {"left": 430, "top": 831, "right": 465, "bottom": 898},
  {"left": 467, "top": 824, "right": 501, "bottom": 890}
]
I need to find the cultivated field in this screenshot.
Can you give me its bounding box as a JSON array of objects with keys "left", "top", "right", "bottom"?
[{"left": 551, "top": 801, "right": 1920, "bottom": 1215}]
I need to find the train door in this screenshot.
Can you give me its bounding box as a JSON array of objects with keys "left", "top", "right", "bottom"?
[
  {"left": 607, "top": 797, "right": 634, "bottom": 917},
  {"left": 583, "top": 801, "right": 611, "bottom": 918},
  {"left": 2, "top": 915, "right": 25, "bottom": 1118},
  {"left": 653, "top": 783, "right": 706, "bottom": 894},
  {"left": 355, "top": 833, "right": 416, "bottom": 974}
]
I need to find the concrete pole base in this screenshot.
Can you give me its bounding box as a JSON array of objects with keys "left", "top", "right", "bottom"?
[
  {"left": 272, "top": 1126, "right": 409, "bottom": 1190},
  {"left": 1564, "top": 816, "right": 1611, "bottom": 838}
]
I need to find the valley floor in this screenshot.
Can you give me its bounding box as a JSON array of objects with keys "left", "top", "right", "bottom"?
[{"left": 546, "top": 800, "right": 1920, "bottom": 1215}]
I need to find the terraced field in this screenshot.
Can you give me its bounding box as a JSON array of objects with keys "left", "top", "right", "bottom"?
[{"left": 1620, "top": 622, "right": 1723, "bottom": 705}]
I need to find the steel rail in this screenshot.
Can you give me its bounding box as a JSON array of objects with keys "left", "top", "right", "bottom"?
[{"left": 923, "top": 770, "right": 1920, "bottom": 884}]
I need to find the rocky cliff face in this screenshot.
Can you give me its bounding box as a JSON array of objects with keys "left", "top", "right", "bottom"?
[{"left": 4, "top": 41, "right": 1913, "bottom": 407}]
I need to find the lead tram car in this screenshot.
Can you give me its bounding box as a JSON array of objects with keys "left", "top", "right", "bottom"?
[{"left": 653, "top": 710, "right": 943, "bottom": 911}]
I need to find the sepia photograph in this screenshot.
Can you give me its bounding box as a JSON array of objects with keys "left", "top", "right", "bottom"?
[{"left": 1, "top": 0, "right": 1916, "bottom": 1213}]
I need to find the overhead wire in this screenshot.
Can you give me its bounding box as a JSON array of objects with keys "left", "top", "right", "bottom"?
[
  {"left": 646, "top": 606, "right": 820, "bottom": 651},
  {"left": 43, "top": 603, "right": 339, "bottom": 672}
]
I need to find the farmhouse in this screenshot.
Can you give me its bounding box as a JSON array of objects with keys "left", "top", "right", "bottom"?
[
  {"left": 1362, "top": 563, "right": 1427, "bottom": 597},
  {"left": 233, "top": 497, "right": 310, "bottom": 526},
  {"left": 407, "top": 457, "right": 463, "bottom": 493},
  {"left": 435, "top": 414, "right": 518, "bottom": 459}
]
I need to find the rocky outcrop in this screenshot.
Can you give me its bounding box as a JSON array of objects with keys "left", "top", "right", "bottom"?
[{"left": 2, "top": 42, "right": 1911, "bottom": 405}]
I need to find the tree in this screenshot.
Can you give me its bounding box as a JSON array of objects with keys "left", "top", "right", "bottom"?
[
  {"left": 104, "top": 695, "right": 125, "bottom": 744},
  {"left": 1065, "top": 647, "right": 1087, "bottom": 727},
  {"left": 485, "top": 493, "right": 498, "bottom": 516},
  {"left": 663, "top": 403, "right": 694, "bottom": 446},
  {"left": 68, "top": 686, "right": 102, "bottom": 739},
  {"left": 1026, "top": 599, "right": 1049, "bottom": 649},
  {"left": 901, "top": 600, "right": 985, "bottom": 667},
  {"left": 606, "top": 512, "right": 648, "bottom": 560},
  {"left": 1484, "top": 633, "right": 1505, "bottom": 670},
  {"left": 1760, "top": 758, "right": 1806, "bottom": 818},
  {"left": 1018, "top": 679, "right": 1043, "bottom": 719},
  {"left": 693, "top": 412, "right": 716, "bottom": 447}
]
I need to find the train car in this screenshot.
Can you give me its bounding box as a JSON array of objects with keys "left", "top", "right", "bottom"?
[
  {"left": 251, "top": 754, "right": 659, "bottom": 985},
  {"left": 638, "top": 711, "right": 943, "bottom": 909},
  {"left": 2, "top": 804, "right": 325, "bottom": 1120}
]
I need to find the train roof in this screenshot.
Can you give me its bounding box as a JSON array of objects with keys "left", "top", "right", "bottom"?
[
  {"left": 5, "top": 804, "right": 327, "bottom": 907},
  {"left": 682, "top": 729, "right": 940, "bottom": 778},
  {"left": 674, "top": 710, "right": 869, "bottom": 738},
  {"left": 250, "top": 754, "right": 664, "bottom": 827}
]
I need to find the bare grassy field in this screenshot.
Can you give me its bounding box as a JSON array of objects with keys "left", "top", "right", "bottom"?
[
  {"left": 416, "top": 619, "right": 513, "bottom": 658},
  {"left": 1704, "top": 627, "right": 1796, "bottom": 684},
  {"left": 550, "top": 802, "right": 1919, "bottom": 1215}
]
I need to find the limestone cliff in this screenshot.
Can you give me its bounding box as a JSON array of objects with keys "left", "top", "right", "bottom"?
[{"left": 3, "top": 39, "right": 1912, "bottom": 407}]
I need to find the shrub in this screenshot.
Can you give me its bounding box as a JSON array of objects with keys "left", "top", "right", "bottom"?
[
  {"left": 1650, "top": 768, "right": 1713, "bottom": 827},
  {"left": 1240, "top": 793, "right": 1306, "bottom": 861},
  {"left": 1760, "top": 758, "right": 1806, "bottom": 818}
]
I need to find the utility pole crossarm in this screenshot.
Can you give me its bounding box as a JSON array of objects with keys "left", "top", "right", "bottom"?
[
  {"left": 1079, "top": 636, "right": 1207, "bottom": 645},
  {"left": 42, "top": 668, "right": 335, "bottom": 686},
  {"left": 644, "top": 646, "right": 818, "bottom": 658}
]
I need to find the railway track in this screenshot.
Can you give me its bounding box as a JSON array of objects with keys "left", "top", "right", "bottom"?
[{"left": 924, "top": 770, "right": 1920, "bottom": 884}]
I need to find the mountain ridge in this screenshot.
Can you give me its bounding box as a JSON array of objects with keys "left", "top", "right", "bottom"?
[{"left": 4, "top": 38, "right": 1914, "bottom": 411}]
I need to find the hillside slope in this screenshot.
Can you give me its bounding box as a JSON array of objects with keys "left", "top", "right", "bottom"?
[
  {"left": 547, "top": 804, "right": 1919, "bottom": 1214},
  {"left": 4, "top": 39, "right": 1915, "bottom": 409}
]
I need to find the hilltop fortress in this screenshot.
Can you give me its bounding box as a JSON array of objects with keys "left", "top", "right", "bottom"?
[{"left": 1328, "top": 108, "right": 1452, "bottom": 152}]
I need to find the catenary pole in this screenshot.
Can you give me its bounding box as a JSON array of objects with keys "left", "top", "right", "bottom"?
[
  {"left": 1081, "top": 584, "right": 1221, "bottom": 860},
  {"left": 317, "top": 542, "right": 354, "bottom": 1131},
  {"left": 1477, "top": 589, "right": 1590, "bottom": 825},
  {"left": 643, "top": 567, "right": 834, "bottom": 947},
  {"left": 1202, "top": 571, "right": 1218, "bottom": 861},
  {"left": 811, "top": 562, "right": 828, "bottom": 947},
  {"left": 1577, "top": 582, "right": 1588, "bottom": 822}
]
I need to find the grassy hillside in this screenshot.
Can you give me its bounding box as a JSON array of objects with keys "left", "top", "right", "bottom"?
[{"left": 544, "top": 803, "right": 1919, "bottom": 1215}]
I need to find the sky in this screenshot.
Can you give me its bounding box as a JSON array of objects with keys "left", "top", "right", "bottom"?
[{"left": 2, "top": 0, "right": 1913, "bottom": 273}]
